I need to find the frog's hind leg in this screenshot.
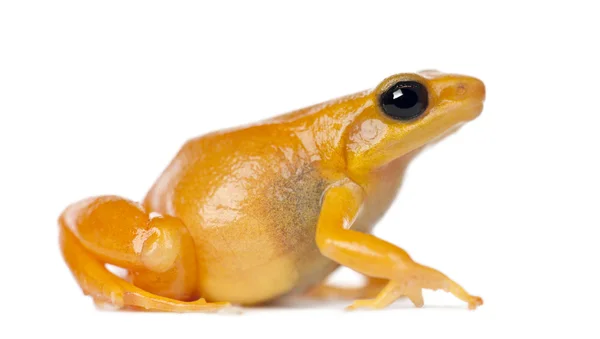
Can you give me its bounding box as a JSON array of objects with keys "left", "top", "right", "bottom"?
[{"left": 59, "top": 196, "right": 229, "bottom": 312}]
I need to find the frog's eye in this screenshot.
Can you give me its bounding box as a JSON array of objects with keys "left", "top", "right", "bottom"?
[{"left": 379, "top": 81, "right": 428, "bottom": 121}]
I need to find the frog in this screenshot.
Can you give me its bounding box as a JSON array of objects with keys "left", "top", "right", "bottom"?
[{"left": 59, "top": 70, "right": 485, "bottom": 312}]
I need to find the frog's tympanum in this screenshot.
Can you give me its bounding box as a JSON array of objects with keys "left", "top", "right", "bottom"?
[{"left": 60, "top": 70, "right": 486, "bottom": 312}]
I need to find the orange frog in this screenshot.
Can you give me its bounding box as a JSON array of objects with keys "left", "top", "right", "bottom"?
[{"left": 59, "top": 70, "right": 485, "bottom": 312}]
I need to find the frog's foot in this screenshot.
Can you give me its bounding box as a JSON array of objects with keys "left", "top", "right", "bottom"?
[
  {"left": 92, "top": 297, "right": 230, "bottom": 312},
  {"left": 346, "top": 264, "right": 483, "bottom": 311},
  {"left": 119, "top": 295, "right": 231, "bottom": 313},
  {"left": 93, "top": 295, "right": 231, "bottom": 313},
  {"left": 305, "top": 277, "right": 389, "bottom": 300}
]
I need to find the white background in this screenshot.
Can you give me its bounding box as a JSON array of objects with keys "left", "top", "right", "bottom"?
[{"left": 1, "top": 1, "right": 599, "bottom": 338}]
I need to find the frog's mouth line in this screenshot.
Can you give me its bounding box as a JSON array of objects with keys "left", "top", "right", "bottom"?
[
  {"left": 428, "top": 123, "right": 465, "bottom": 146},
  {"left": 424, "top": 99, "right": 484, "bottom": 146},
  {"left": 463, "top": 100, "right": 485, "bottom": 120},
  {"left": 441, "top": 99, "right": 485, "bottom": 122}
]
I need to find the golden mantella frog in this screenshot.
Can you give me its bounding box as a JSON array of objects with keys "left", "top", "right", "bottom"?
[{"left": 59, "top": 70, "right": 485, "bottom": 312}]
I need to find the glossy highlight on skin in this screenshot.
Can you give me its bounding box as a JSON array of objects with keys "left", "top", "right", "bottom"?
[{"left": 59, "top": 70, "right": 486, "bottom": 312}]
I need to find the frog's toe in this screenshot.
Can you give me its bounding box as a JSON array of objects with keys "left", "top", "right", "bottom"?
[
  {"left": 121, "top": 294, "right": 233, "bottom": 313},
  {"left": 400, "top": 263, "right": 483, "bottom": 310},
  {"left": 405, "top": 284, "right": 424, "bottom": 308},
  {"left": 467, "top": 296, "right": 483, "bottom": 310},
  {"left": 345, "top": 299, "right": 380, "bottom": 311}
]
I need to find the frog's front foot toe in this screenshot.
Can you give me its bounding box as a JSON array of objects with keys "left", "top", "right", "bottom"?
[
  {"left": 404, "top": 284, "right": 424, "bottom": 308},
  {"left": 345, "top": 299, "right": 379, "bottom": 311},
  {"left": 345, "top": 281, "right": 424, "bottom": 310},
  {"left": 467, "top": 296, "right": 483, "bottom": 310}
]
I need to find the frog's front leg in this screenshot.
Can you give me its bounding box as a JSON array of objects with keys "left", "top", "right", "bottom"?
[
  {"left": 59, "top": 196, "right": 229, "bottom": 312},
  {"left": 315, "top": 183, "right": 483, "bottom": 310}
]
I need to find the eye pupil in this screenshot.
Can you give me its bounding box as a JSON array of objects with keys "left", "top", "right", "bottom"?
[{"left": 380, "top": 81, "right": 428, "bottom": 120}]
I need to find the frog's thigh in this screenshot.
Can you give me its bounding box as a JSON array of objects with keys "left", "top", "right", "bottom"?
[
  {"left": 59, "top": 196, "right": 229, "bottom": 312},
  {"left": 315, "top": 184, "right": 483, "bottom": 310}
]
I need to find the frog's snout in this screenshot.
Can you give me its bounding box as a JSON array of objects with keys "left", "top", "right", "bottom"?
[
  {"left": 459, "top": 77, "right": 486, "bottom": 102},
  {"left": 440, "top": 76, "right": 486, "bottom": 103},
  {"left": 454, "top": 77, "right": 485, "bottom": 121},
  {"left": 426, "top": 73, "right": 486, "bottom": 122},
  {"left": 419, "top": 70, "right": 485, "bottom": 103}
]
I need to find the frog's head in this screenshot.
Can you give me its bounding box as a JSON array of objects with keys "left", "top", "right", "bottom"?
[{"left": 346, "top": 70, "right": 485, "bottom": 178}]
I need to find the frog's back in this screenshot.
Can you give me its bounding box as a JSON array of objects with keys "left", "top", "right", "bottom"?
[{"left": 144, "top": 123, "right": 339, "bottom": 304}]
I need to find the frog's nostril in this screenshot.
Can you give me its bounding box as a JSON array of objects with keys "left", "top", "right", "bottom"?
[
  {"left": 456, "top": 83, "right": 467, "bottom": 96},
  {"left": 458, "top": 78, "right": 485, "bottom": 101}
]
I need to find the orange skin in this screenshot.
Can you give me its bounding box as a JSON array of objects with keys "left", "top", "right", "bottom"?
[{"left": 59, "top": 70, "right": 486, "bottom": 312}]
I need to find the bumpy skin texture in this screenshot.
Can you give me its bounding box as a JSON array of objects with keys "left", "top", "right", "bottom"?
[{"left": 59, "top": 70, "right": 486, "bottom": 312}]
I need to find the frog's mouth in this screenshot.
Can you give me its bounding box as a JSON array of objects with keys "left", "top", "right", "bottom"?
[
  {"left": 428, "top": 123, "right": 465, "bottom": 146},
  {"left": 461, "top": 100, "right": 485, "bottom": 121}
]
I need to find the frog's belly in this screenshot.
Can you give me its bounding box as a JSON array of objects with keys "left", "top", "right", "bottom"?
[
  {"left": 177, "top": 167, "right": 336, "bottom": 305},
  {"left": 191, "top": 180, "right": 399, "bottom": 305},
  {"left": 195, "top": 230, "right": 339, "bottom": 305}
]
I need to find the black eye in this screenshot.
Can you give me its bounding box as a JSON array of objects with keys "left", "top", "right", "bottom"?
[{"left": 379, "top": 81, "right": 428, "bottom": 120}]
